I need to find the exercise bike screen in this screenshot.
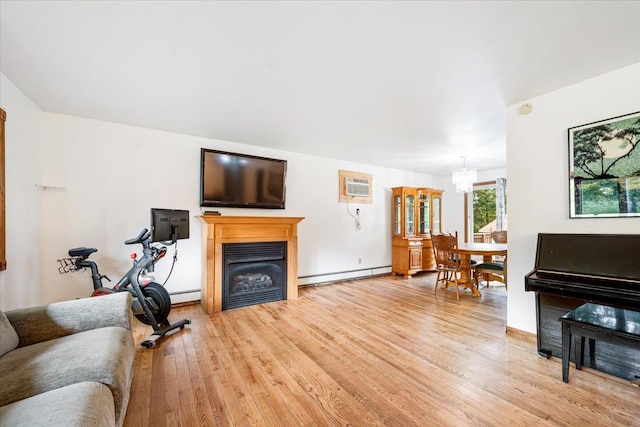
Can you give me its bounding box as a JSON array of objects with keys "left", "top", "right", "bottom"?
[{"left": 150, "top": 208, "right": 190, "bottom": 243}]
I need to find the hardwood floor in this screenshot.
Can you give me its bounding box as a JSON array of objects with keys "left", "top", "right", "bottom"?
[{"left": 124, "top": 274, "right": 639, "bottom": 426}]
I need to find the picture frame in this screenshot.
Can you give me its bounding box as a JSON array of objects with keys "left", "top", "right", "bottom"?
[{"left": 569, "top": 111, "right": 640, "bottom": 218}]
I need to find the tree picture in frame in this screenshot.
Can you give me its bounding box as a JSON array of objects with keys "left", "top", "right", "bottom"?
[{"left": 569, "top": 111, "right": 640, "bottom": 218}]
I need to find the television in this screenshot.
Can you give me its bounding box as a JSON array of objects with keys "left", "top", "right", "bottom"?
[
  {"left": 200, "top": 148, "right": 287, "bottom": 209},
  {"left": 150, "top": 208, "right": 190, "bottom": 243}
]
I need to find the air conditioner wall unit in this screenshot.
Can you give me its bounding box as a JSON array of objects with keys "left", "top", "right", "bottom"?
[{"left": 345, "top": 177, "right": 371, "bottom": 197}]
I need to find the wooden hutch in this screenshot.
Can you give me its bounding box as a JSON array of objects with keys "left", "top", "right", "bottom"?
[{"left": 391, "top": 186, "right": 443, "bottom": 277}]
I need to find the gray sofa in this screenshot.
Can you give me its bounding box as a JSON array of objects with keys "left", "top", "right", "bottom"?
[{"left": 0, "top": 292, "right": 135, "bottom": 427}]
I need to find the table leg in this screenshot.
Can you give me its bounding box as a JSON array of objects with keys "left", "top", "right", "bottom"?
[
  {"left": 588, "top": 338, "right": 596, "bottom": 368},
  {"left": 458, "top": 253, "right": 481, "bottom": 297},
  {"left": 576, "top": 336, "right": 584, "bottom": 370},
  {"left": 562, "top": 321, "right": 571, "bottom": 383}
]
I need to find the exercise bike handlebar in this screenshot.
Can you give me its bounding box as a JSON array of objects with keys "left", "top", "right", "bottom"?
[{"left": 125, "top": 228, "right": 151, "bottom": 245}]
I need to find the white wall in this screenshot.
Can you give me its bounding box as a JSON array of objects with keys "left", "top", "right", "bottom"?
[
  {"left": 1, "top": 76, "right": 456, "bottom": 309},
  {"left": 41, "top": 114, "right": 450, "bottom": 304},
  {"left": 506, "top": 62, "right": 640, "bottom": 333},
  {"left": 0, "top": 74, "right": 45, "bottom": 310}
]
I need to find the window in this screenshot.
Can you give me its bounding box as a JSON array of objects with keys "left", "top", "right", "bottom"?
[{"left": 464, "top": 178, "right": 507, "bottom": 243}]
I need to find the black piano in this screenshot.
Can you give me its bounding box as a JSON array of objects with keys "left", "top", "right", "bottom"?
[{"left": 525, "top": 233, "right": 640, "bottom": 381}]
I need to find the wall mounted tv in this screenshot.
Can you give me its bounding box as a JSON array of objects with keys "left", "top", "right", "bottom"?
[{"left": 200, "top": 148, "right": 287, "bottom": 209}]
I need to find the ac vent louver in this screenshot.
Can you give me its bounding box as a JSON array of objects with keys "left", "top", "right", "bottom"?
[{"left": 345, "top": 177, "right": 371, "bottom": 197}]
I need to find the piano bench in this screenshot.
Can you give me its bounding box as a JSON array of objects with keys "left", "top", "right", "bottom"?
[{"left": 560, "top": 303, "right": 640, "bottom": 383}]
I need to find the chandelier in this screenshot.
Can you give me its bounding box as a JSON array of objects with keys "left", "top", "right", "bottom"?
[{"left": 452, "top": 156, "right": 477, "bottom": 193}]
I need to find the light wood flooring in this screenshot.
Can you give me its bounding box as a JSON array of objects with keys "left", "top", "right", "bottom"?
[{"left": 124, "top": 274, "right": 639, "bottom": 426}]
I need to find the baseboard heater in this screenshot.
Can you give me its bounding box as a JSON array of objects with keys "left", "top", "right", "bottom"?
[
  {"left": 169, "top": 289, "right": 201, "bottom": 304},
  {"left": 298, "top": 266, "right": 391, "bottom": 286}
]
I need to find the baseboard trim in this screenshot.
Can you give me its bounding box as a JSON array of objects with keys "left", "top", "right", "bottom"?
[{"left": 505, "top": 326, "right": 537, "bottom": 341}]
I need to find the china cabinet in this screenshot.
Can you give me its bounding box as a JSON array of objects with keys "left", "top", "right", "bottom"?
[{"left": 391, "top": 186, "right": 443, "bottom": 277}]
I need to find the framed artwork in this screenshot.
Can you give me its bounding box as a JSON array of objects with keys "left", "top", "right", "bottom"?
[{"left": 569, "top": 111, "right": 640, "bottom": 218}]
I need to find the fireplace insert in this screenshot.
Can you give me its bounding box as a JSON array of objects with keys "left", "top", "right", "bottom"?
[{"left": 222, "top": 241, "right": 287, "bottom": 310}]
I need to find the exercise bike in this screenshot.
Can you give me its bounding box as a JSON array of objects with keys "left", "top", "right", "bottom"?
[{"left": 58, "top": 228, "right": 190, "bottom": 348}]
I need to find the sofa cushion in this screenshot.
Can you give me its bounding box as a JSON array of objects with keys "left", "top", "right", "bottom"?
[
  {"left": 6, "top": 293, "right": 133, "bottom": 348},
  {"left": 0, "top": 310, "right": 19, "bottom": 357},
  {"left": 0, "top": 325, "right": 134, "bottom": 427},
  {"left": 0, "top": 381, "right": 115, "bottom": 427}
]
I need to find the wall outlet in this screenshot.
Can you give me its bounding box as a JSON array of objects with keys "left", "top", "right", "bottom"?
[{"left": 358, "top": 258, "right": 362, "bottom": 264}]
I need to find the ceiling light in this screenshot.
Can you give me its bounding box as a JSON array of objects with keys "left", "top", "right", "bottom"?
[{"left": 452, "top": 155, "right": 477, "bottom": 193}]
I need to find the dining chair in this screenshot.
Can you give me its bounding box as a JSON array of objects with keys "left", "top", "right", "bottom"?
[
  {"left": 474, "top": 230, "right": 507, "bottom": 289},
  {"left": 491, "top": 230, "right": 507, "bottom": 244},
  {"left": 490, "top": 230, "right": 507, "bottom": 262},
  {"left": 430, "top": 231, "right": 462, "bottom": 299}
]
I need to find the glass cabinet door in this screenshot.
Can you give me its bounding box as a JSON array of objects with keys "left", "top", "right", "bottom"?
[
  {"left": 393, "top": 195, "right": 401, "bottom": 235},
  {"left": 418, "top": 193, "right": 430, "bottom": 235},
  {"left": 432, "top": 195, "right": 441, "bottom": 233},
  {"left": 405, "top": 194, "right": 415, "bottom": 235}
]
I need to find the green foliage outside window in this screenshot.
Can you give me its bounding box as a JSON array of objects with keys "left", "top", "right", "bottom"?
[{"left": 473, "top": 189, "right": 496, "bottom": 233}]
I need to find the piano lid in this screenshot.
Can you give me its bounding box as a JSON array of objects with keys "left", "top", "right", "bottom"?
[{"left": 534, "top": 233, "right": 640, "bottom": 283}]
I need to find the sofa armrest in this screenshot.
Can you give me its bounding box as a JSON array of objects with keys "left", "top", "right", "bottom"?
[{"left": 5, "top": 292, "right": 133, "bottom": 348}]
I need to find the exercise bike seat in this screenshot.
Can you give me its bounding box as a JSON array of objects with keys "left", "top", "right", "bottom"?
[{"left": 68, "top": 247, "right": 97, "bottom": 258}]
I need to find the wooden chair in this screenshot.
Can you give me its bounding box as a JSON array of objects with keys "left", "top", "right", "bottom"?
[
  {"left": 491, "top": 230, "right": 507, "bottom": 244},
  {"left": 474, "top": 230, "right": 507, "bottom": 289},
  {"left": 490, "top": 230, "right": 507, "bottom": 262},
  {"left": 431, "top": 231, "right": 463, "bottom": 299}
]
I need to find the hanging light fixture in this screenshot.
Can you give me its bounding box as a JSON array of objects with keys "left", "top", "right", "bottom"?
[{"left": 452, "top": 155, "right": 477, "bottom": 193}]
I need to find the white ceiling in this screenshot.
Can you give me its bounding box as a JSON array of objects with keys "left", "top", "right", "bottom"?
[{"left": 2, "top": 1, "right": 640, "bottom": 175}]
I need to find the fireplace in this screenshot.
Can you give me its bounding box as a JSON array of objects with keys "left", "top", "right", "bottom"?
[
  {"left": 222, "top": 241, "right": 287, "bottom": 310},
  {"left": 198, "top": 216, "right": 303, "bottom": 314}
]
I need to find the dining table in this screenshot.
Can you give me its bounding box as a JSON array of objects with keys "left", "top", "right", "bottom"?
[{"left": 455, "top": 242, "right": 508, "bottom": 296}]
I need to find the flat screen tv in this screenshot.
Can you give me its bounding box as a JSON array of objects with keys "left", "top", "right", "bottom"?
[
  {"left": 150, "top": 208, "right": 190, "bottom": 243},
  {"left": 200, "top": 148, "right": 287, "bottom": 209}
]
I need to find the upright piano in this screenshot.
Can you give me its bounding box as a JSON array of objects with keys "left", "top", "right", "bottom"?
[{"left": 525, "top": 233, "right": 640, "bottom": 381}]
